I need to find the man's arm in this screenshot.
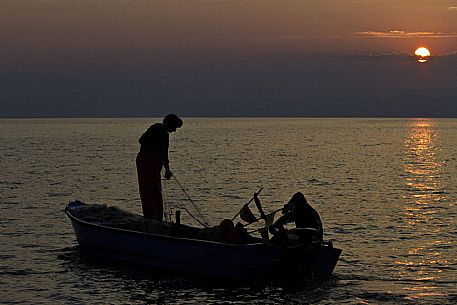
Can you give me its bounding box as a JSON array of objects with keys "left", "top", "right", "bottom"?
[
  {"left": 163, "top": 131, "right": 172, "bottom": 179},
  {"left": 164, "top": 162, "right": 172, "bottom": 179}
]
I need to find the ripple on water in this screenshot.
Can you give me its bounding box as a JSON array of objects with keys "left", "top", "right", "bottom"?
[{"left": 1, "top": 118, "right": 457, "bottom": 304}]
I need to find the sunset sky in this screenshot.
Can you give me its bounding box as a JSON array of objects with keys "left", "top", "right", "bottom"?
[{"left": 3, "top": 0, "right": 457, "bottom": 117}]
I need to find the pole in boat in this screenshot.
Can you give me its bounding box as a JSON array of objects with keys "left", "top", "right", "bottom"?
[{"left": 231, "top": 188, "right": 263, "bottom": 222}]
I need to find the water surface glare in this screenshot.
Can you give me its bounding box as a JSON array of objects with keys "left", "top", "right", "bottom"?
[{"left": 1, "top": 118, "right": 456, "bottom": 304}]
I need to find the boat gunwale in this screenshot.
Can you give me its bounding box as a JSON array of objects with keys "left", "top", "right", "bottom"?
[{"left": 65, "top": 204, "right": 267, "bottom": 249}]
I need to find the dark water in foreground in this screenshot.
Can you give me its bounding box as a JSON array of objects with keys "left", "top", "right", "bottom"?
[{"left": 1, "top": 118, "right": 456, "bottom": 304}]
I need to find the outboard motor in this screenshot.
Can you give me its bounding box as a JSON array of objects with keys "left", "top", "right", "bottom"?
[
  {"left": 286, "top": 228, "right": 321, "bottom": 250},
  {"left": 278, "top": 228, "right": 322, "bottom": 279}
]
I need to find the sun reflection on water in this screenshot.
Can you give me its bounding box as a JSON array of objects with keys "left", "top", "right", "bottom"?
[
  {"left": 403, "top": 119, "right": 445, "bottom": 206},
  {"left": 398, "top": 119, "right": 452, "bottom": 300}
]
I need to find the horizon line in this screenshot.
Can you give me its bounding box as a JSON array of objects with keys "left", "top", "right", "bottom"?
[{"left": 2, "top": 115, "right": 456, "bottom": 120}]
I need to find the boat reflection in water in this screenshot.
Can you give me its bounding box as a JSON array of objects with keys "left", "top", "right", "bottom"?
[{"left": 398, "top": 119, "right": 451, "bottom": 300}]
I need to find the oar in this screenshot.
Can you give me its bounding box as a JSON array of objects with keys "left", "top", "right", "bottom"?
[{"left": 231, "top": 188, "right": 263, "bottom": 221}]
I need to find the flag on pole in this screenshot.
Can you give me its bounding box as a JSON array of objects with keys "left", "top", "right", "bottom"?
[{"left": 239, "top": 204, "right": 257, "bottom": 223}]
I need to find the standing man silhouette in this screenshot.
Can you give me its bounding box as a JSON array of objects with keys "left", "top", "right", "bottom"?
[{"left": 136, "top": 114, "right": 183, "bottom": 220}]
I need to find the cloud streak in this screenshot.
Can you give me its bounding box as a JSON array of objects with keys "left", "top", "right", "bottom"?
[
  {"left": 330, "top": 52, "right": 457, "bottom": 65},
  {"left": 355, "top": 30, "right": 457, "bottom": 38}
]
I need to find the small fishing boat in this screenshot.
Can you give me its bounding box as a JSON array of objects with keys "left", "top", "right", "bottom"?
[{"left": 65, "top": 200, "right": 341, "bottom": 282}]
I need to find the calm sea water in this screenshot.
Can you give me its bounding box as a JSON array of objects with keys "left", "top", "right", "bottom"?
[{"left": 1, "top": 118, "right": 456, "bottom": 304}]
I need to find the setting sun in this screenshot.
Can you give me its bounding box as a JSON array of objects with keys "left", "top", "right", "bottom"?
[{"left": 415, "top": 47, "right": 431, "bottom": 63}]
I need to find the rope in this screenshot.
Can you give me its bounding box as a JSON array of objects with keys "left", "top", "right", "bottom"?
[
  {"left": 181, "top": 207, "right": 210, "bottom": 228},
  {"left": 172, "top": 174, "right": 209, "bottom": 228}
]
